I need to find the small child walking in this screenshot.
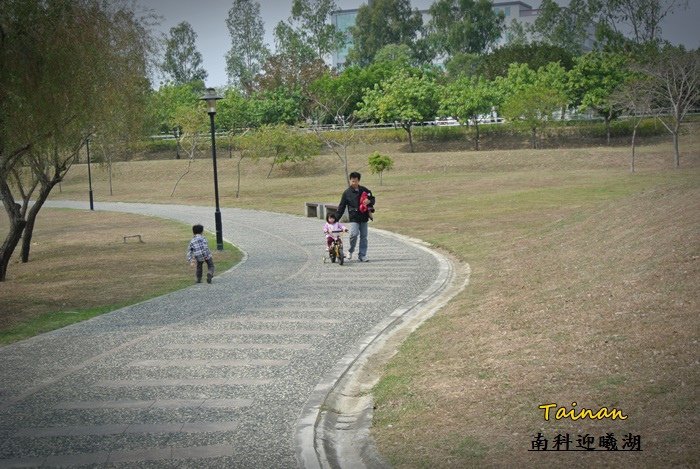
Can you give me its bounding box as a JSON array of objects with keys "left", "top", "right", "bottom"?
[
  {"left": 323, "top": 213, "right": 347, "bottom": 251},
  {"left": 187, "top": 224, "right": 215, "bottom": 284}
]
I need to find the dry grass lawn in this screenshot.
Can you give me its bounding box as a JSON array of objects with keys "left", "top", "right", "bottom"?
[
  {"left": 0, "top": 209, "right": 241, "bottom": 343},
  {"left": 41, "top": 127, "right": 700, "bottom": 466}
]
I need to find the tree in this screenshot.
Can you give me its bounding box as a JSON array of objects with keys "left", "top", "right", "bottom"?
[
  {"left": 426, "top": 0, "right": 505, "bottom": 59},
  {"left": 501, "top": 84, "right": 567, "bottom": 149},
  {"left": 170, "top": 103, "right": 209, "bottom": 196},
  {"left": 478, "top": 42, "right": 574, "bottom": 80},
  {"left": 593, "top": 0, "right": 688, "bottom": 45},
  {"left": 504, "top": 19, "right": 529, "bottom": 47},
  {"left": 160, "top": 21, "right": 207, "bottom": 85},
  {"left": 147, "top": 81, "right": 204, "bottom": 158},
  {"left": 347, "top": 0, "right": 423, "bottom": 66},
  {"left": 368, "top": 151, "right": 394, "bottom": 185},
  {"left": 610, "top": 78, "right": 654, "bottom": 172},
  {"left": 569, "top": 51, "right": 631, "bottom": 144},
  {"left": 636, "top": 46, "right": 699, "bottom": 167},
  {"left": 356, "top": 72, "right": 439, "bottom": 153},
  {"left": 253, "top": 125, "right": 317, "bottom": 178},
  {"left": 256, "top": 22, "right": 328, "bottom": 96},
  {"left": 225, "top": 0, "right": 269, "bottom": 93},
  {"left": 531, "top": 0, "right": 595, "bottom": 56},
  {"left": 0, "top": 0, "right": 155, "bottom": 280},
  {"left": 440, "top": 77, "right": 498, "bottom": 150},
  {"left": 249, "top": 87, "right": 304, "bottom": 125},
  {"left": 306, "top": 73, "right": 369, "bottom": 181},
  {"left": 288, "top": 0, "right": 345, "bottom": 61}
]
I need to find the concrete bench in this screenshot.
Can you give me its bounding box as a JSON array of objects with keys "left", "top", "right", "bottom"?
[
  {"left": 123, "top": 234, "right": 144, "bottom": 243},
  {"left": 304, "top": 202, "right": 324, "bottom": 218},
  {"left": 304, "top": 202, "right": 348, "bottom": 222}
]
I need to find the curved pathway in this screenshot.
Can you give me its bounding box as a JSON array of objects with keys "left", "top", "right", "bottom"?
[{"left": 0, "top": 201, "right": 450, "bottom": 468}]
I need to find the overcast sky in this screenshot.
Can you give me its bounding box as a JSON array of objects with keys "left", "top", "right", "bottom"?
[{"left": 138, "top": 0, "right": 700, "bottom": 88}]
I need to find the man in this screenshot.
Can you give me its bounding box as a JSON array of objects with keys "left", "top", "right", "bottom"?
[{"left": 335, "top": 172, "right": 375, "bottom": 262}]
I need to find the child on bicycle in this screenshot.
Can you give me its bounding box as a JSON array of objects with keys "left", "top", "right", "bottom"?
[{"left": 323, "top": 212, "right": 347, "bottom": 251}]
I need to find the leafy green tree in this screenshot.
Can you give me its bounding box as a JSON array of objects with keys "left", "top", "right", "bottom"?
[
  {"left": 170, "top": 102, "right": 209, "bottom": 196},
  {"left": 592, "top": 0, "right": 688, "bottom": 45},
  {"left": 444, "top": 53, "right": 482, "bottom": 79},
  {"left": 253, "top": 125, "right": 318, "bottom": 177},
  {"left": 307, "top": 57, "right": 404, "bottom": 124},
  {"left": 478, "top": 42, "right": 574, "bottom": 80},
  {"left": 531, "top": 0, "right": 595, "bottom": 56},
  {"left": 288, "top": 0, "right": 345, "bottom": 61},
  {"left": 217, "top": 88, "right": 256, "bottom": 131},
  {"left": 257, "top": 22, "right": 328, "bottom": 100},
  {"left": 225, "top": 0, "right": 269, "bottom": 93},
  {"left": 536, "top": 61, "right": 572, "bottom": 119},
  {"left": 569, "top": 51, "right": 631, "bottom": 144},
  {"left": 356, "top": 73, "right": 439, "bottom": 152},
  {"left": 160, "top": 21, "right": 207, "bottom": 85},
  {"left": 504, "top": 19, "right": 529, "bottom": 47},
  {"left": 493, "top": 63, "right": 537, "bottom": 99},
  {"left": 501, "top": 84, "right": 567, "bottom": 149},
  {"left": 147, "top": 82, "right": 203, "bottom": 130},
  {"left": 440, "top": 77, "right": 498, "bottom": 150},
  {"left": 249, "top": 87, "right": 304, "bottom": 125},
  {"left": 0, "top": 0, "right": 155, "bottom": 280},
  {"left": 426, "top": 0, "right": 505, "bottom": 59},
  {"left": 347, "top": 0, "right": 423, "bottom": 66},
  {"left": 368, "top": 151, "right": 394, "bottom": 185}
]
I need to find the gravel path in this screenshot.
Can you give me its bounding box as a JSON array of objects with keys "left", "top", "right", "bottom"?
[{"left": 0, "top": 201, "right": 443, "bottom": 468}]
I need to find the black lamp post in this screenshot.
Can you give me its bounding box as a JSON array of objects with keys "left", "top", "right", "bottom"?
[
  {"left": 86, "top": 137, "right": 94, "bottom": 211},
  {"left": 201, "top": 87, "right": 224, "bottom": 250}
]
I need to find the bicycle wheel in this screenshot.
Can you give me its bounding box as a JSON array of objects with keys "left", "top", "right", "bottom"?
[{"left": 338, "top": 246, "right": 344, "bottom": 265}]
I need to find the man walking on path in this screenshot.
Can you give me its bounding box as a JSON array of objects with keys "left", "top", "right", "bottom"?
[{"left": 335, "top": 172, "right": 375, "bottom": 262}]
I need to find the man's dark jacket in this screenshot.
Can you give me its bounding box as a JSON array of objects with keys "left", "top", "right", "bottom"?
[{"left": 335, "top": 185, "right": 375, "bottom": 223}]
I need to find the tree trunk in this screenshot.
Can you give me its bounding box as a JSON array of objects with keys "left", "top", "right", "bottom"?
[
  {"left": 174, "top": 129, "right": 180, "bottom": 160},
  {"left": 605, "top": 115, "right": 611, "bottom": 145},
  {"left": 405, "top": 124, "right": 414, "bottom": 153},
  {"left": 267, "top": 159, "right": 276, "bottom": 179},
  {"left": 631, "top": 125, "right": 637, "bottom": 173},
  {"left": 379, "top": 171, "right": 383, "bottom": 186},
  {"left": 0, "top": 220, "right": 24, "bottom": 281},
  {"left": 474, "top": 121, "right": 480, "bottom": 151},
  {"left": 236, "top": 154, "right": 243, "bottom": 198},
  {"left": 532, "top": 128, "right": 537, "bottom": 149},
  {"left": 20, "top": 178, "right": 56, "bottom": 263},
  {"left": 673, "top": 124, "right": 680, "bottom": 168},
  {"left": 0, "top": 180, "right": 27, "bottom": 281}
]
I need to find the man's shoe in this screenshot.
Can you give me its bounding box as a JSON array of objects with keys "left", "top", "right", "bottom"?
[
  {"left": 347, "top": 252, "right": 353, "bottom": 260},
  {"left": 206, "top": 273, "right": 213, "bottom": 284},
  {"left": 358, "top": 256, "right": 369, "bottom": 262}
]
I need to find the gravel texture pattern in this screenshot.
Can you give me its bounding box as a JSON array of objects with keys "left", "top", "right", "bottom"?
[{"left": 0, "top": 201, "right": 440, "bottom": 468}]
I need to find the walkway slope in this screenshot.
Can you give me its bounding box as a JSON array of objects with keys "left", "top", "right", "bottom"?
[{"left": 0, "top": 202, "right": 441, "bottom": 468}]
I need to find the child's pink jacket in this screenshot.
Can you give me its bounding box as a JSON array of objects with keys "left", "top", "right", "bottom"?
[{"left": 323, "top": 221, "right": 346, "bottom": 239}]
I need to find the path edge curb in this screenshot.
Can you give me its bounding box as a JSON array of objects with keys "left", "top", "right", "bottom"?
[{"left": 294, "top": 228, "right": 470, "bottom": 468}]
